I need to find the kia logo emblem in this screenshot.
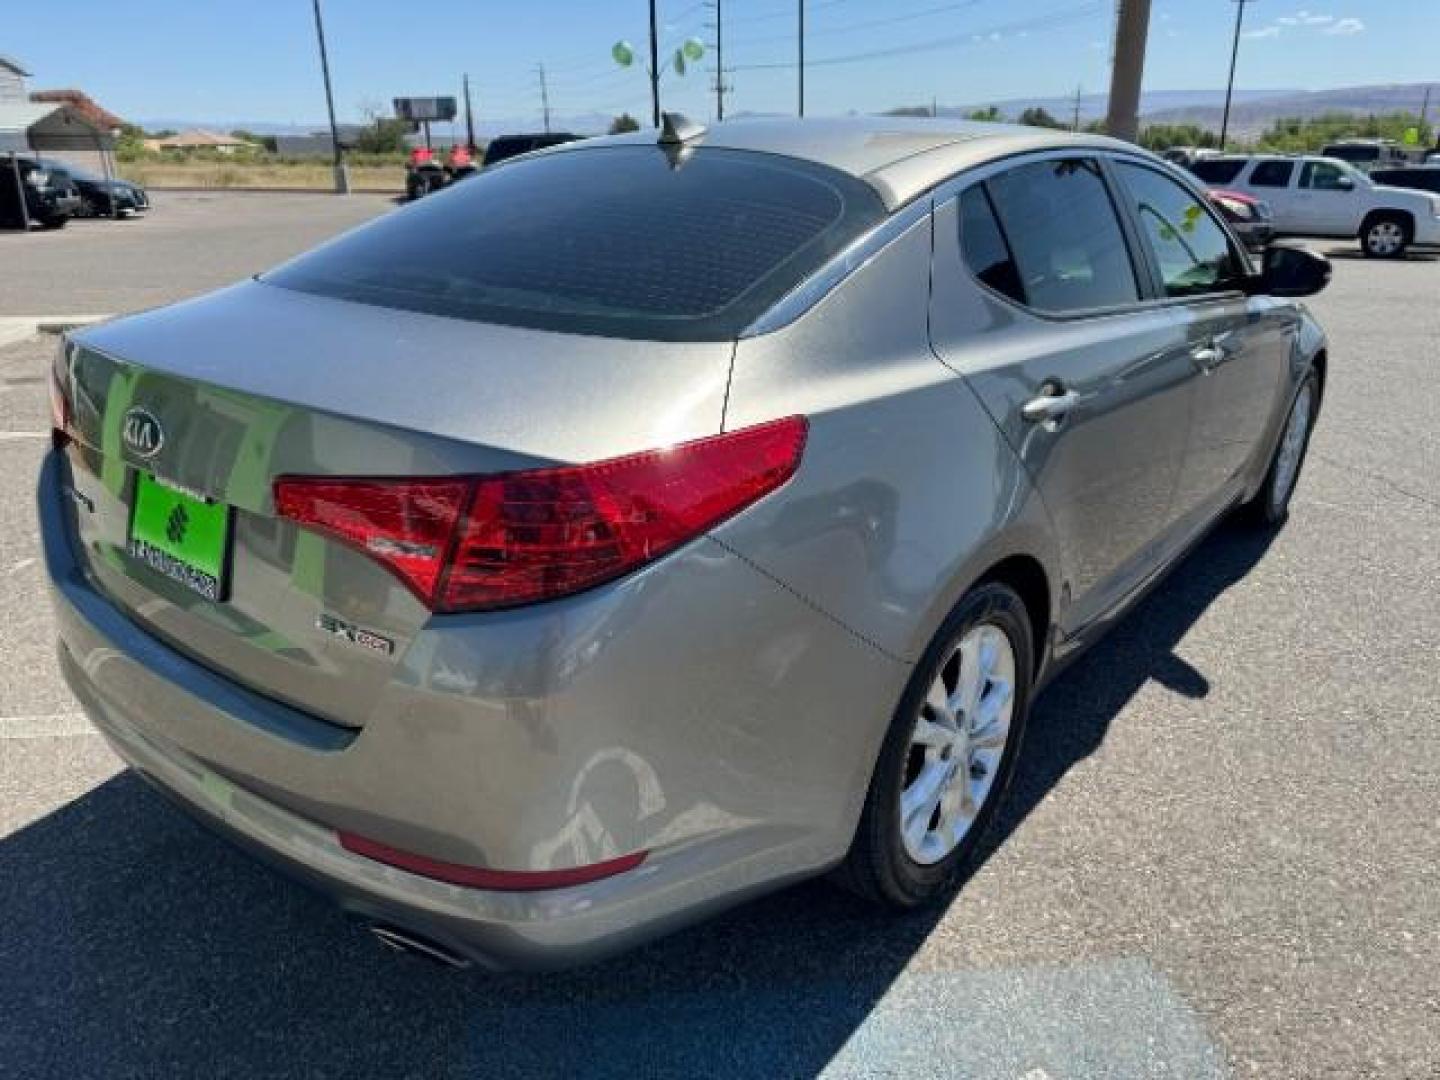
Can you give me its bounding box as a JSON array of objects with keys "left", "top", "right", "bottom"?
[{"left": 121, "top": 407, "right": 165, "bottom": 459}]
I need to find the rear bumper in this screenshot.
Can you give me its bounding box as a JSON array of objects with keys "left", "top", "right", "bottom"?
[{"left": 39, "top": 450, "right": 902, "bottom": 968}]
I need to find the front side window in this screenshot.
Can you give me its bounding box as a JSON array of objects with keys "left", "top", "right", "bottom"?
[
  {"left": 1301, "top": 161, "right": 1353, "bottom": 191},
  {"left": 982, "top": 158, "right": 1139, "bottom": 313},
  {"left": 1115, "top": 162, "right": 1246, "bottom": 298},
  {"left": 1249, "top": 160, "right": 1296, "bottom": 188}
]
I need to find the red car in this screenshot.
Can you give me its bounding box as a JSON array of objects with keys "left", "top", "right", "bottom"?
[{"left": 1207, "top": 188, "right": 1275, "bottom": 250}]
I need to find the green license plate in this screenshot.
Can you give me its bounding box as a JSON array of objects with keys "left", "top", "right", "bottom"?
[{"left": 127, "top": 472, "right": 232, "bottom": 601}]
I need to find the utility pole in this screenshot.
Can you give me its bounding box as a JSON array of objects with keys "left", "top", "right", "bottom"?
[
  {"left": 705, "top": 0, "right": 727, "bottom": 120},
  {"left": 1421, "top": 85, "right": 1433, "bottom": 147},
  {"left": 463, "top": 73, "right": 476, "bottom": 152},
  {"left": 1104, "top": 0, "right": 1151, "bottom": 142},
  {"left": 1072, "top": 84, "right": 1084, "bottom": 132},
  {"left": 649, "top": 0, "right": 661, "bottom": 127},
  {"left": 1219, "top": 0, "right": 1256, "bottom": 151},
  {"left": 536, "top": 64, "right": 552, "bottom": 133},
  {"left": 798, "top": 0, "right": 806, "bottom": 117},
  {"left": 310, "top": 0, "right": 348, "bottom": 193}
]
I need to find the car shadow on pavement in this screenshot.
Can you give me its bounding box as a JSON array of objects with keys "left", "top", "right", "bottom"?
[{"left": 0, "top": 520, "right": 1275, "bottom": 1078}]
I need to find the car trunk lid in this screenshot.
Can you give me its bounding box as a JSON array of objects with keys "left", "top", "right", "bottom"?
[{"left": 57, "top": 281, "right": 733, "bottom": 729}]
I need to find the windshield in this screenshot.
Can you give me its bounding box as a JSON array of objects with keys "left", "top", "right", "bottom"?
[{"left": 266, "top": 145, "right": 887, "bottom": 341}]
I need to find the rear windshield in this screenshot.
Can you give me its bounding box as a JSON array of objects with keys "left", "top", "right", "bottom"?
[{"left": 267, "top": 145, "right": 886, "bottom": 340}]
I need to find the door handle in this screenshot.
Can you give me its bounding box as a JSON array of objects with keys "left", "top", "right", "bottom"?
[
  {"left": 1190, "top": 346, "right": 1221, "bottom": 372},
  {"left": 1022, "top": 387, "right": 1080, "bottom": 425}
]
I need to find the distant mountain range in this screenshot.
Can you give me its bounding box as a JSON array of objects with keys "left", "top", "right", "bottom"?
[{"left": 136, "top": 82, "right": 1437, "bottom": 141}]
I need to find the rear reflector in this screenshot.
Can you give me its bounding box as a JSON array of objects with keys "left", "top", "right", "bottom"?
[
  {"left": 337, "top": 831, "right": 647, "bottom": 891},
  {"left": 275, "top": 416, "right": 806, "bottom": 612}
]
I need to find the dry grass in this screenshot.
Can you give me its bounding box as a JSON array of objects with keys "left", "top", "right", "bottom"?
[{"left": 117, "top": 160, "right": 404, "bottom": 192}]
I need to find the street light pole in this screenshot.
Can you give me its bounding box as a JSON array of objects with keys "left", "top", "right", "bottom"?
[
  {"left": 649, "top": 0, "right": 661, "bottom": 127},
  {"left": 798, "top": 0, "right": 806, "bottom": 117},
  {"left": 310, "top": 0, "right": 348, "bottom": 193},
  {"left": 1219, "top": 0, "right": 1255, "bottom": 151}
]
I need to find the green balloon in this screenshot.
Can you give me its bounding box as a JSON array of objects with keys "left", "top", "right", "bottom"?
[
  {"left": 612, "top": 40, "right": 635, "bottom": 67},
  {"left": 682, "top": 37, "right": 705, "bottom": 61}
]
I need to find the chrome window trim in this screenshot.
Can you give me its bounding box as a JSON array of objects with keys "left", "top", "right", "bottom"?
[{"left": 740, "top": 198, "right": 932, "bottom": 337}]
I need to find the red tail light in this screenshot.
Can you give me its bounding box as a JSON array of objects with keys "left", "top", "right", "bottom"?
[{"left": 274, "top": 416, "right": 807, "bottom": 612}]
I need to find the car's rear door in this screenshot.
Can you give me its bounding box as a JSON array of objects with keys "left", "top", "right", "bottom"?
[
  {"left": 929, "top": 154, "right": 1201, "bottom": 639},
  {"left": 1245, "top": 159, "right": 1302, "bottom": 230},
  {"left": 1294, "top": 159, "right": 1366, "bottom": 236},
  {"left": 1108, "top": 159, "right": 1297, "bottom": 524}
]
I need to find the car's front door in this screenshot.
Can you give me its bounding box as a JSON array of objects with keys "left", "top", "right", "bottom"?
[
  {"left": 1110, "top": 159, "right": 1298, "bottom": 522},
  {"left": 1292, "top": 160, "right": 1365, "bottom": 236},
  {"left": 929, "top": 155, "right": 1202, "bottom": 639}
]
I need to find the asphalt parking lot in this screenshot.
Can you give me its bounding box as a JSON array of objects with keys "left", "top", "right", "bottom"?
[{"left": 1, "top": 196, "right": 1437, "bottom": 1078}]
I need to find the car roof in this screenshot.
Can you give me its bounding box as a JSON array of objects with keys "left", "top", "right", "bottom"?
[{"left": 547, "top": 116, "right": 1139, "bottom": 211}]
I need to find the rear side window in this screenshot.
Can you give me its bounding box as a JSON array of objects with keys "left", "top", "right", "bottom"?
[
  {"left": 958, "top": 185, "right": 1024, "bottom": 304},
  {"left": 1114, "top": 162, "right": 1246, "bottom": 298},
  {"left": 1190, "top": 159, "right": 1245, "bottom": 185},
  {"left": 268, "top": 146, "right": 886, "bottom": 341},
  {"left": 1300, "top": 161, "right": 1351, "bottom": 190},
  {"left": 1249, "top": 160, "right": 1295, "bottom": 188},
  {"left": 983, "top": 158, "right": 1139, "bottom": 313}
]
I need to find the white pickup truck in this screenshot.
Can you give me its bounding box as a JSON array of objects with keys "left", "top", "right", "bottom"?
[{"left": 1191, "top": 154, "right": 1440, "bottom": 259}]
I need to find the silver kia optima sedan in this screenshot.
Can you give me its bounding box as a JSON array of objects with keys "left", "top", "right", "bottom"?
[{"left": 40, "top": 117, "right": 1330, "bottom": 970}]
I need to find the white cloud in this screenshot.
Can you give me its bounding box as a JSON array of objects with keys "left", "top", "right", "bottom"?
[{"left": 1244, "top": 11, "right": 1361, "bottom": 41}]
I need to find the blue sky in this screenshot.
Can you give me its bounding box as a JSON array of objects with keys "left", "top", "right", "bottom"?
[{"left": 6, "top": 0, "right": 1436, "bottom": 127}]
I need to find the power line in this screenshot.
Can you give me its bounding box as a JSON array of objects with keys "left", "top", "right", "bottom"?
[
  {"left": 729, "top": 3, "right": 1103, "bottom": 73},
  {"left": 725, "top": 0, "right": 984, "bottom": 51}
]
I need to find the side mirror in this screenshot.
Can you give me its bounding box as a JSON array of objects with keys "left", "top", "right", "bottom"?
[
  {"left": 1256, "top": 243, "right": 1332, "bottom": 298},
  {"left": 1336, "top": 175, "right": 1356, "bottom": 191}
]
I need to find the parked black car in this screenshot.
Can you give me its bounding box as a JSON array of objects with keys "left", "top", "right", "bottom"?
[
  {"left": 29, "top": 159, "right": 149, "bottom": 216},
  {"left": 1369, "top": 165, "right": 1440, "bottom": 196},
  {"left": 0, "top": 157, "right": 82, "bottom": 229},
  {"left": 481, "top": 132, "right": 579, "bottom": 168}
]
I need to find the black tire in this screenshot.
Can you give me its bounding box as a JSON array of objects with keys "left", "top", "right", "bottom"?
[
  {"left": 1360, "top": 213, "right": 1411, "bottom": 259},
  {"left": 39, "top": 216, "right": 66, "bottom": 230},
  {"left": 836, "top": 581, "right": 1034, "bottom": 909},
  {"left": 1243, "top": 370, "right": 1320, "bottom": 527}
]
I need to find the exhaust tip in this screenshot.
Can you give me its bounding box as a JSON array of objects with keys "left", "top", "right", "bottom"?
[{"left": 367, "top": 924, "right": 471, "bottom": 969}]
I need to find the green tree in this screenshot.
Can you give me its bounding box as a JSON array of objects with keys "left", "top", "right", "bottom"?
[
  {"left": 609, "top": 112, "right": 641, "bottom": 134},
  {"left": 1139, "top": 123, "right": 1218, "bottom": 151},
  {"left": 1252, "top": 111, "right": 1432, "bottom": 153},
  {"left": 967, "top": 106, "right": 1003, "bottom": 122},
  {"left": 1018, "top": 107, "right": 1065, "bottom": 130},
  {"left": 353, "top": 118, "right": 411, "bottom": 155}
]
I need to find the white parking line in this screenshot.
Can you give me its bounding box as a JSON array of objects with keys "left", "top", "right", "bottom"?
[{"left": 0, "top": 712, "right": 96, "bottom": 739}]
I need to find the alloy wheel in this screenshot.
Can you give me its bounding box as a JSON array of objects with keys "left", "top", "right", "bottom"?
[
  {"left": 1367, "top": 221, "right": 1405, "bottom": 257},
  {"left": 1270, "top": 382, "right": 1314, "bottom": 516},
  {"left": 900, "top": 622, "right": 1017, "bottom": 865}
]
